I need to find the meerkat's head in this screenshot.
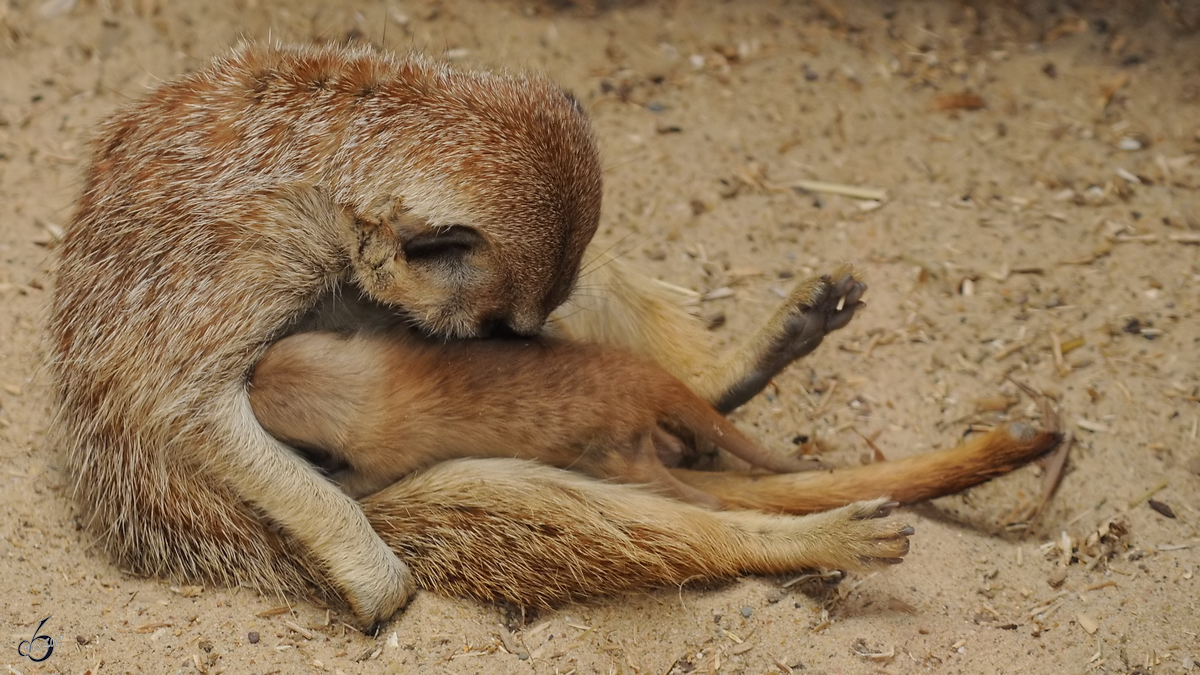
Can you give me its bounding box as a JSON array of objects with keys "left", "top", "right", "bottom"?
[{"left": 330, "top": 52, "right": 603, "bottom": 339}]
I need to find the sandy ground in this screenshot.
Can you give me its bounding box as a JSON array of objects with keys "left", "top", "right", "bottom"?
[{"left": 2, "top": 0, "right": 1198, "bottom": 673}]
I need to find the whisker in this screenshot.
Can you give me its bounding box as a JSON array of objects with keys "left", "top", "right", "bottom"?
[{"left": 580, "top": 231, "right": 638, "bottom": 274}]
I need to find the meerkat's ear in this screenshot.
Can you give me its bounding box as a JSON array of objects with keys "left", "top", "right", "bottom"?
[
  {"left": 400, "top": 225, "right": 485, "bottom": 263},
  {"left": 355, "top": 195, "right": 485, "bottom": 266}
]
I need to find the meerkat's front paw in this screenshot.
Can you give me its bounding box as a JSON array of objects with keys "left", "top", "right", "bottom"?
[
  {"left": 814, "top": 498, "right": 913, "bottom": 571},
  {"left": 340, "top": 551, "right": 416, "bottom": 633}
]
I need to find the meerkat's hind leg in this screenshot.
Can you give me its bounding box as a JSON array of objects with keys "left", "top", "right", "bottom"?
[
  {"left": 710, "top": 265, "right": 866, "bottom": 413},
  {"left": 362, "top": 458, "right": 911, "bottom": 607},
  {"left": 633, "top": 433, "right": 725, "bottom": 509},
  {"left": 552, "top": 256, "right": 867, "bottom": 412}
]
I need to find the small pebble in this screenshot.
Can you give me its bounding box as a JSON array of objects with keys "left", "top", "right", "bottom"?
[
  {"left": 765, "top": 589, "right": 784, "bottom": 604},
  {"left": 1047, "top": 569, "right": 1068, "bottom": 588},
  {"left": 1117, "top": 137, "right": 1142, "bottom": 151},
  {"left": 248, "top": 631, "right": 260, "bottom": 644},
  {"left": 1148, "top": 499, "right": 1176, "bottom": 519},
  {"left": 740, "top": 606, "right": 753, "bottom": 618}
]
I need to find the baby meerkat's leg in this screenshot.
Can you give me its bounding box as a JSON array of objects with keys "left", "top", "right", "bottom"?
[
  {"left": 669, "top": 422, "right": 1062, "bottom": 514},
  {"left": 362, "top": 458, "right": 912, "bottom": 607},
  {"left": 552, "top": 254, "right": 864, "bottom": 412}
]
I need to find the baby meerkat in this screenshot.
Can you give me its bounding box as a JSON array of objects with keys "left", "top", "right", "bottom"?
[{"left": 249, "top": 330, "right": 818, "bottom": 506}]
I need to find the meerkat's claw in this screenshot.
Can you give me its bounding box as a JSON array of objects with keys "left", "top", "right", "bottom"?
[
  {"left": 823, "top": 270, "right": 867, "bottom": 332},
  {"left": 860, "top": 556, "right": 908, "bottom": 566}
]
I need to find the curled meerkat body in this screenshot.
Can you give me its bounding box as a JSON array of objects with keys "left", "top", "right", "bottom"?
[
  {"left": 249, "top": 331, "right": 815, "bottom": 506},
  {"left": 49, "top": 42, "right": 604, "bottom": 628}
]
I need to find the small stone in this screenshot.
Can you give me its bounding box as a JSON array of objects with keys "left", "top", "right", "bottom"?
[
  {"left": 248, "top": 631, "right": 260, "bottom": 644},
  {"left": 1117, "top": 137, "right": 1142, "bottom": 151},
  {"left": 765, "top": 589, "right": 784, "bottom": 604},
  {"left": 1047, "top": 569, "right": 1068, "bottom": 588},
  {"left": 740, "top": 606, "right": 753, "bottom": 618},
  {"left": 76, "top": 635, "right": 90, "bottom": 646},
  {"left": 1148, "top": 500, "right": 1176, "bottom": 519}
]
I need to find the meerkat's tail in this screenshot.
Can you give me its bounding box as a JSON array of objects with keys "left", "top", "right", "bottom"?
[
  {"left": 362, "top": 458, "right": 912, "bottom": 607},
  {"left": 669, "top": 422, "right": 1061, "bottom": 515}
]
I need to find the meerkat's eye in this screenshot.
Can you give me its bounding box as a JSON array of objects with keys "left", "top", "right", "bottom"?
[{"left": 402, "top": 225, "right": 482, "bottom": 263}]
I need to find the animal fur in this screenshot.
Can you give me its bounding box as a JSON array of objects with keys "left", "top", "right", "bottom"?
[
  {"left": 249, "top": 330, "right": 814, "bottom": 507},
  {"left": 48, "top": 42, "right": 1055, "bottom": 628}
]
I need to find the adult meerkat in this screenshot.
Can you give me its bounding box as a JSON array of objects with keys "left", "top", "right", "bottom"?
[{"left": 50, "top": 42, "right": 1054, "bottom": 626}]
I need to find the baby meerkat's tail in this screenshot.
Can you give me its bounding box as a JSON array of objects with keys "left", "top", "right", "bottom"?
[
  {"left": 669, "top": 422, "right": 1061, "bottom": 515},
  {"left": 362, "top": 458, "right": 912, "bottom": 607}
]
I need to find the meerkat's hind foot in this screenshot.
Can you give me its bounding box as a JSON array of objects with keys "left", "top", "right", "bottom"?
[
  {"left": 798, "top": 498, "right": 913, "bottom": 571},
  {"left": 777, "top": 264, "right": 867, "bottom": 352},
  {"left": 714, "top": 265, "right": 867, "bottom": 413}
]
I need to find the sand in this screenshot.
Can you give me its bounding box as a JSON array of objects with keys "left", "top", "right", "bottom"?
[{"left": 1, "top": 0, "right": 1197, "bottom": 673}]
